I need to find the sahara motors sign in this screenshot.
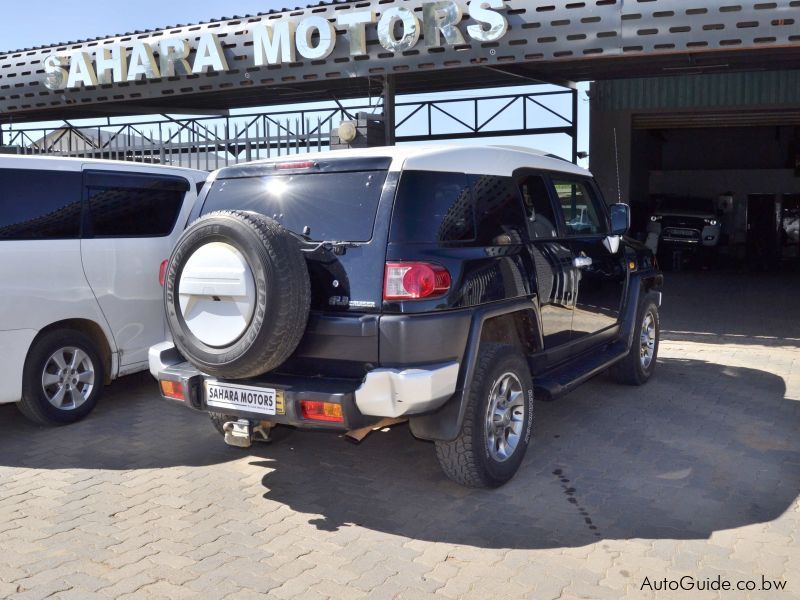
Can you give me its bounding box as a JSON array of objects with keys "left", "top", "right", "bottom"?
[{"left": 43, "top": 0, "right": 508, "bottom": 90}]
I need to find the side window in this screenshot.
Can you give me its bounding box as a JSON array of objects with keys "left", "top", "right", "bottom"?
[
  {"left": 471, "top": 175, "right": 527, "bottom": 245},
  {"left": 390, "top": 171, "right": 475, "bottom": 243},
  {"left": 552, "top": 178, "right": 606, "bottom": 236},
  {"left": 0, "top": 169, "right": 82, "bottom": 240},
  {"left": 84, "top": 172, "right": 189, "bottom": 238},
  {"left": 519, "top": 174, "right": 559, "bottom": 239}
]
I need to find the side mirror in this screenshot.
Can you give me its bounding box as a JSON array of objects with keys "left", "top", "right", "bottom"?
[{"left": 610, "top": 203, "right": 630, "bottom": 236}]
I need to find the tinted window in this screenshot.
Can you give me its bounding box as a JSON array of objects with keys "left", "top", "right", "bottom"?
[
  {"left": 202, "top": 171, "right": 387, "bottom": 242},
  {"left": 390, "top": 171, "right": 474, "bottom": 243},
  {"left": 658, "top": 196, "right": 715, "bottom": 214},
  {"left": 519, "top": 175, "right": 558, "bottom": 239},
  {"left": 0, "top": 169, "right": 82, "bottom": 240},
  {"left": 85, "top": 172, "right": 189, "bottom": 238},
  {"left": 471, "top": 175, "right": 527, "bottom": 245},
  {"left": 553, "top": 179, "right": 606, "bottom": 236}
]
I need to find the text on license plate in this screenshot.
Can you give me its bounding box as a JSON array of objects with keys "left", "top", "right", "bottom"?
[{"left": 205, "top": 381, "right": 285, "bottom": 416}]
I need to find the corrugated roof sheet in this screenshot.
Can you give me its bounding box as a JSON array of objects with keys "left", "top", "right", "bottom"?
[{"left": 593, "top": 70, "right": 800, "bottom": 111}]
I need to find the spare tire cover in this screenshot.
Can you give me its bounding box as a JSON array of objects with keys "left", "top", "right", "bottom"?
[{"left": 165, "top": 210, "right": 310, "bottom": 379}]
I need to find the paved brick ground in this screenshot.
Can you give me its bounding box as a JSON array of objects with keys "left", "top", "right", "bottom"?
[{"left": 0, "top": 270, "right": 798, "bottom": 599}]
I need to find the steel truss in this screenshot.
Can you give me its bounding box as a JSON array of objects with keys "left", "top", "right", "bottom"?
[{"left": 1, "top": 87, "right": 578, "bottom": 170}]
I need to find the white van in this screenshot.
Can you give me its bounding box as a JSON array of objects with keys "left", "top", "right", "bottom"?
[{"left": 0, "top": 155, "right": 206, "bottom": 425}]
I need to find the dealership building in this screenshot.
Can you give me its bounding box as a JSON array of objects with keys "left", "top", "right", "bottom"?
[{"left": 0, "top": 0, "right": 798, "bottom": 262}]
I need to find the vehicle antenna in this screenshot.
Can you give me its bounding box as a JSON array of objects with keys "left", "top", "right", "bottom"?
[{"left": 613, "top": 127, "right": 622, "bottom": 204}]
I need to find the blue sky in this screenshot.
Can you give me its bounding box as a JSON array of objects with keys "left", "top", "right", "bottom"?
[
  {"left": 0, "top": 1, "right": 589, "bottom": 164},
  {"left": 0, "top": 1, "right": 290, "bottom": 51}
]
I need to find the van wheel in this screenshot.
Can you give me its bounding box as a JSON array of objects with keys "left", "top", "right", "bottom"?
[
  {"left": 435, "top": 344, "right": 534, "bottom": 488},
  {"left": 17, "top": 330, "right": 105, "bottom": 426},
  {"left": 610, "top": 295, "right": 660, "bottom": 386}
]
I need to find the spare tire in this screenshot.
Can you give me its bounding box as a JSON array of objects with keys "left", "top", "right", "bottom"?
[{"left": 165, "top": 210, "right": 310, "bottom": 379}]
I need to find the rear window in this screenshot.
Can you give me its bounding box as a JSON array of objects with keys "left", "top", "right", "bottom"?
[
  {"left": 202, "top": 171, "right": 387, "bottom": 242},
  {"left": 84, "top": 171, "right": 189, "bottom": 238}
]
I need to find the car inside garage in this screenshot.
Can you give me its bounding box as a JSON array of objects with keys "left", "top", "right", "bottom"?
[{"left": 590, "top": 71, "right": 800, "bottom": 271}]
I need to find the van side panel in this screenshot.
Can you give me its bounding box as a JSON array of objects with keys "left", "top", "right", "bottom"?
[
  {"left": 0, "top": 329, "right": 37, "bottom": 404},
  {"left": 79, "top": 170, "right": 198, "bottom": 367},
  {"left": 0, "top": 239, "right": 117, "bottom": 400}
]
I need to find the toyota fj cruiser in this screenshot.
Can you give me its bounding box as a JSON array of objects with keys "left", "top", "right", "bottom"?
[
  {"left": 647, "top": 196, "right": 722, "bottom": 267},
  {"left": 150, "top": 145, "right": 663, "bottom": 488}
]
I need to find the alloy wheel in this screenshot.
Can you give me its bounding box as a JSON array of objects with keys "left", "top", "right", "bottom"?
[
  {"left": 41, "top": 347, "right": 96, "bottom": 410},
  {"left": 484, "top": 372, "right": 525, "bottom": 462},
  {"left": 640, "top": 311, "right": 657, "bottom": 370}
]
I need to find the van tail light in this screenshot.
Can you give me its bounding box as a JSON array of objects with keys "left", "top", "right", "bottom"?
[
  {"left": 159, "top": 260, "right": 168, "bottom": 286},
  {"left": 384, "top": 262, "right": 451, "bottom": 301}
]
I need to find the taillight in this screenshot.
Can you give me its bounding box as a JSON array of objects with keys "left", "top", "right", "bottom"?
[
  {"left": 384, "top": 262, "right": 451, "bottom": 301},
  {"left": 300, "top": 400, "right": 344, "bottom": 423},
  {"left": 160, "top": 380, "right": 185, "bottom": 401},
  {"left": 159, "top": 260, "right": 168, "bottom": 286}
]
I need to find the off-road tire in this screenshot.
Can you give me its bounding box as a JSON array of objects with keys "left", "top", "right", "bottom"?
[
  {"left": 610, "top": 294, "right": 660, "bottom": 386},
  {"left": 435, "top": 344, "right": 535, "bottom": 488},
  {"left": 17, "top": 330, "right": 105, "bottom": 426},
  {"left": 165, "top": 210, "right": 310, "bottom": 379}
]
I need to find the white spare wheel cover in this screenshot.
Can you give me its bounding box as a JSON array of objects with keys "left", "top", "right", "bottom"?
[{"left": 178, "top": 242, "right": 257, "bottom": 347}]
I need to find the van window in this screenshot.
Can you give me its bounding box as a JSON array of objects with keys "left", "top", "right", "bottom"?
[
  {"left": 0, "top": 169, "right": 82, "bottom": 240},
  {"left": 84, "top": 172, "right": 189, "bottom": 238},
  {"left": 470, "top": 175, "right": 527, "bottom": 245},
  {"left": 552, "top": 179, "right": 606, "bottom": 236},
  {"left": 390, "top": 171, "right": 474, "bottom": 243}
]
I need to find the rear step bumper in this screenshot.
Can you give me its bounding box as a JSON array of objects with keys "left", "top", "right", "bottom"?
[{"left": 148, "top": 342, "right": 459, "bottom": 429}]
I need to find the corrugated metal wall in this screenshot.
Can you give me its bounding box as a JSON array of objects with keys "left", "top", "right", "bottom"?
[{"left": 593, "top": 71, "right": 800, "bottom": 111}]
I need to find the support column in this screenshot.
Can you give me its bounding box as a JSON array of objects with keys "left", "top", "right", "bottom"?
[
  {"left": 383, "top": 75, "right": 396, "bottom": 147},
  {"left": 571, "top": 88, "right": 578, "bottom": 165}
]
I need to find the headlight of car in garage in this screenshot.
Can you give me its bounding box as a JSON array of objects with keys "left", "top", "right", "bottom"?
[
  {"left": 705, "top": 219, "right": 718, "bottom": 226},
  {"left": 650, "top": 215, "right": 662, "bottom": 222}
]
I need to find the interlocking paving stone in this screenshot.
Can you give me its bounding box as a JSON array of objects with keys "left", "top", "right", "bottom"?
[{"left": 0, "top": 270, "right": 798, "bottom": 599}]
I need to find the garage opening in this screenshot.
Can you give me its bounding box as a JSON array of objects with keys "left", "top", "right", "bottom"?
[{"left": 631, "top": 116, "right": 800, "bottom": 269}]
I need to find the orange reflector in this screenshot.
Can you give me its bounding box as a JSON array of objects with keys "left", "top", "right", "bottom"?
[
  {"left": 160, "top": 380, "right": 185, "bottom": 401},
  {"left": 300, "top": 400, "right": 344, "bottom": 423},
  {"left": 629, "top": 261, "right": 637, "bottom": 271}
]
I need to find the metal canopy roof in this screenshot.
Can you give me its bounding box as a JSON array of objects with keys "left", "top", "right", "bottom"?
[{"left": 0, "top": 0, "right": 798, "bottom": 124}]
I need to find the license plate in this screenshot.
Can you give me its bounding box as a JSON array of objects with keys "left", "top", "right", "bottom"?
[{"left": 205, "top": 381, "right": 285, "bottom": 416}]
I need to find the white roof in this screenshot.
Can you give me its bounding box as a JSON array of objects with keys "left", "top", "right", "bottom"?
[
  {"left": 0, "top": 154, "right": 207, "bottom": 181},
  {"left": 246, "top": 144, "right": 591, "bottom": 178}
]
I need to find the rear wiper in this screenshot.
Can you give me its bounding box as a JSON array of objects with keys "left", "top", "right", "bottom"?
[{"left": 288, "top": 230, "right": 364, "bottom": 256}]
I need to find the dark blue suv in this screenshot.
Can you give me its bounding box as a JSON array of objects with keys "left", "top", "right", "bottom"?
[{"left": 150, "top": 145, "right": 663, "bottom": 488}]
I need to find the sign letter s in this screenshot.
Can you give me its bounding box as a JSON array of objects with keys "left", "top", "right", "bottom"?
[
  {"left": 44, "top": 54, "right": 69, "bottom": 90},
  {"left": 467, "top": 0, "right": 508, "bottom": 43}
]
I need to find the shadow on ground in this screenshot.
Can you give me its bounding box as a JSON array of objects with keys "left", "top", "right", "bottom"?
[
  {"left": 251, "top": 357, "right": 800, "bottom": 550},
  {"left": 0, "top": 372, "right": 237, "bottom": 469},
  {"left": 660, "top": 270, "right": 800, "bottom": 343}
]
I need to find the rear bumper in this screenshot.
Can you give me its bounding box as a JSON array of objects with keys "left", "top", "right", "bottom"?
[{"left": 148, "top": 342, "right": 459, "bottom": 429}]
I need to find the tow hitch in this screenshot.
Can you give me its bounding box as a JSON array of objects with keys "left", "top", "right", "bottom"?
[{"left": 222, "top": 420, "right": 274, "bottom": 447}]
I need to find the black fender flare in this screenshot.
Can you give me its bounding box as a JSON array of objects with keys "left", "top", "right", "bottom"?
[
  {"left": 620, "top": 270, "right": 663, "bottom": 353},
  {"left": 409, "top": 298, "right": 539, "bottom": 442}
]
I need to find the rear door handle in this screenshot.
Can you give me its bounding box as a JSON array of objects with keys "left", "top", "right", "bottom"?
[{"left": 573, "top": 256, "right": 593, "bottom": 269}]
